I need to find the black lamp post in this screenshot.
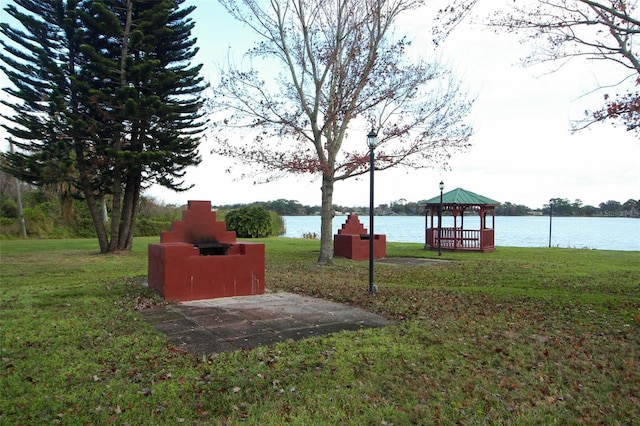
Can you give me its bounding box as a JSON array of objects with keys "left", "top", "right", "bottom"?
[
  {"left": 548, "top": 198, "right": 553, "bottom": 248},
  {"left": 367, "top": 129, "right": 378, "bottom": 294},
  {"left": 438, "top": 180, "right": 444, "bottom": 256}
]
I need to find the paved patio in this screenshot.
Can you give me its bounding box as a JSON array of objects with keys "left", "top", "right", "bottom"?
[{"left": 139, "top": 292, "right": 396, "bottom": 355}]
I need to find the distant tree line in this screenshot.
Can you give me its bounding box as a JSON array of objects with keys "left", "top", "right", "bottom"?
[
  {"left": 219, "top": 197, "right": 640, "bottom": 218},
  {"left": 216, "top": 199, "right": 320, "bottom": 216},
  {"left": 544, "top": 198, "right": 639, "bottom": 217},
  {"left": 0, "top": 177, "right": 184, "bottom": 239},
  {"left": 0, "top": 178, "right": 288, "bottom": 239},
  {"left": 2, "top": 179, "right": 638, "bottom": 239},
  {"left": 496, "top": 198, "right": 640, "bottom": 217}
]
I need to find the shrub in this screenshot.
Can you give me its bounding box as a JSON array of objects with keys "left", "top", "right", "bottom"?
[
  {"left": 0, "top": 197, "right": 18, "bottom": 218},
  {"left": 50, "top": 226, "right": 75, "bottom": 239},
  {"left": 134, "top": 218, "right": 172, "bottom": 237},
  {"left": 270, "top": 211, "right": 285, "bottom": 236},
  {"left": 225, "top": 206, "right": 272, "bottom": 238},
  {"left": 23, "top": 207, "right": 54, "bottom": 238},
  {"left": 0, "top": 217, "right": 16, "bottom": 227},
  {"left": 74, "top": 219, "right": 98, "bottom": 238},
  {"left": 0, "top": 218, "right": 19, "bottom": 238}
]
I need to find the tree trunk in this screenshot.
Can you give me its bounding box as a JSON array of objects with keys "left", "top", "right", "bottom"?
[
  {"left": 108, "top": 165, "right": 123, "bottom": 252},
  {"left": 80, "top": 177, "right": 109, "bottom": 253},
  {"left": 118, "top": 170, "right": 141, "bottom": 250},
  {"left": 125, "top": 178, "right": 141, "bottom": 250},
  {"left": 86, "top": 188, "right": 109, "bottom": 252},
  {"left": 60, "top": 190, "right": 74, "bottom": 226},
  {"left": 317, "top": 172, "right": 335, "bottom": 265},
  {"left": 15, "top": 175, "right": 27, "bottom": 239},
  {"left": 109, "top": 0, "right": 133, "bottom": 252},
  {"left": 101, "top": 197, "right": 109, "bottom": 222},
  {"left": 75, "top": 145, "right": 109, "bottom": 252},
  {"left": 9, "top": 142, "right": 27, "bottom": 238}
]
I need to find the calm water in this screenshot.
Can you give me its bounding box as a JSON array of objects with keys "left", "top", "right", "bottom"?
[{"left": 282, "top": 215, "right": 640, "bottom": 251}]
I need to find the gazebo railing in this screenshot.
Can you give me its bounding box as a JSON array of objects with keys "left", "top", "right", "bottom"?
[
  {"left": 481, "top": 229, "right": 494, "bottom": 248},
  {"left": 426, "top": 227, "right": 493, "bottom": 251}
]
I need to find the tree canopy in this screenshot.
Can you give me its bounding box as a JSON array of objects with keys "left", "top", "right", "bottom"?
[
  {"left": 491, "top": 0, "right": 640, "bottom": 133},
  {"left": 0, "top": 0, "right": 207, "bottom": 252},
  {"left": 212, "top": 0, "right": 476, "bottom": 264}
]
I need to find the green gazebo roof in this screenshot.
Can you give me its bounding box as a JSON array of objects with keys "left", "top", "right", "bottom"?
[{"left": 419, "top": 188, "right": 500, "bottom": 206}]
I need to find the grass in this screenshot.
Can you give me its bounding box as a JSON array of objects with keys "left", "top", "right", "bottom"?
[{"left": 1, "top": 237, "right": 639, "bottom": 425}]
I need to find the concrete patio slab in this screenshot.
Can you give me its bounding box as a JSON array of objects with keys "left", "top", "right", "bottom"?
[{"left": 139, "top": 292, "right": 396, "bottom": 355}]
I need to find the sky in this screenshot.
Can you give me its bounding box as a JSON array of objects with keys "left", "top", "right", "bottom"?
[{"left": 1, "top": 0, "right": 639, "bottom": 210}]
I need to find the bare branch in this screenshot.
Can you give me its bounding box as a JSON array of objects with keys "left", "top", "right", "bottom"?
[
  {"left": 210, "top": 0, "right": 476, "bottom": 263},
  {"left": 490, "top": 0, "right": 640, "bottom": 134}
]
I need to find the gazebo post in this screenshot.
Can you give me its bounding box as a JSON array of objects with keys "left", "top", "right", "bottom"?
[
  {"left": 460, "top": 208, "right": 464, "bottom": 248},
  {"left": 431, "top": 208, "right": 435, "bottom": 248},
  {"left": 424, "top": 207, "right": 428, "bottom": 249},
  {"left": 453, "top": 210, "right": 458, "bottom": 250},
  {"left": 479, "top": 208, "right": 485, "bottom": 250}
]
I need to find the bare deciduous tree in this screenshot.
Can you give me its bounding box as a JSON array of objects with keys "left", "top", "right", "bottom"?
[{"left": 212, "top": 0, "right": 476, "bottom": 265}]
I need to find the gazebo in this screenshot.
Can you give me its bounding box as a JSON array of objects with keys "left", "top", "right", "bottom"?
[{"left": 420, "top": 188, "right": 500, "bottom": 252}]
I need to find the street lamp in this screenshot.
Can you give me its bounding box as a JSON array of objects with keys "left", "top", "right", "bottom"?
[
  {"left": 548, "top": 198, "right": 553, "bottom": 248},
  {"left": 367, "top": 129, "right": 378, "bottom": 294},
  {"left": 438, "top": 180, "right": 444, "bottom": 256}
]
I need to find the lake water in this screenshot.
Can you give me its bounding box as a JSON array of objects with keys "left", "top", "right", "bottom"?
[{"left": 282, "top": 215, "right": 640, "bottom": 251}]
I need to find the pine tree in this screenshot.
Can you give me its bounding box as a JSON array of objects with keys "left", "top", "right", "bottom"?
[
  {"left": 1, "top": 0, "right": 207, "bottom": 252},
  {"left": 0, "top": 0, "right": 84, "bottom": 228}
]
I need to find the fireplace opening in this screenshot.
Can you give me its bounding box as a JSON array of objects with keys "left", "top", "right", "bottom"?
[{"left": 194, "top": 241, "right": 233, "bottom": 256}]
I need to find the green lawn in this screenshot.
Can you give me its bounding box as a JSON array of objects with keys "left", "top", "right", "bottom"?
[{"left": 1, "top": 237, "right": 638, "bottom": 425}]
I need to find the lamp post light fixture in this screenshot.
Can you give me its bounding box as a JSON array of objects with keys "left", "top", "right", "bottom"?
[
  {"left": 367, "top": 129, "right": 378, "bottom": 294},
  {"left": 438, "top": 180, "right": 444, "bottom": 256}
]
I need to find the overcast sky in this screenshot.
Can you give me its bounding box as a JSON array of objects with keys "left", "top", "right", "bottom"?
[{"left": 2, "top": 0, "right": 639, "bottom": 209}]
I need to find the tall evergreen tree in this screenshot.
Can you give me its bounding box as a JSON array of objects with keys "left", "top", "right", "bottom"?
[
  {"left": 0, "top": 0, "right": 84, "bottom": 228},
  {"left": 1, "top": 0, "right": 207, "bottom": 252}
]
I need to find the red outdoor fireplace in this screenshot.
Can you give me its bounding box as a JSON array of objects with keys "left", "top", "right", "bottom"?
[
  {"left": 333, "top": 214, "right": 386, "bottom": 261},
  {"left": 147, "top": 200, "right": 265, "bottom": 301}
]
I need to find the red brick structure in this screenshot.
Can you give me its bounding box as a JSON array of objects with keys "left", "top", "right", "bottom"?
[
  {"left": 148, "top": 200, "right": 265, "bottom": 301},
  {"left": 333, "top": 214, "right": 386, "bottom": 260}
]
